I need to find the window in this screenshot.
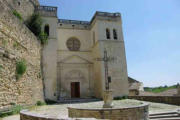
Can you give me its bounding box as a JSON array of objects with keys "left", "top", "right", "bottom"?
[
  {"left": 106, "top": 28, "right": 110, "bottom": 39},
  {"left": 66, "top": 38, "right": 80, "bottom": 51},
  {"left": 113, "top": 29, "right": 118, "bottom": 40},
  {"left": 18, "top": 2, "right": 20, "bottom": 6},
  {"left": 44, "top": 24, "right": 49, "bottom": 36}
]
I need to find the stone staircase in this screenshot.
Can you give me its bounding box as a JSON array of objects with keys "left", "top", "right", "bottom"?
[
  {"left": 149, "top": 111, "right": 180, "bottom": 120},
  {"left": 57, "top": 98, "right": 101, "bottom": 104}
]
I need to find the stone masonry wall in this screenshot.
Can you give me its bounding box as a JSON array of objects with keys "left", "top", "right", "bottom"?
[
  {"left": 5, "top": 0, "right": 39, "bottom": 21},
  {"left": 0, "top": 0, "right": 44, "bottom": 109}
]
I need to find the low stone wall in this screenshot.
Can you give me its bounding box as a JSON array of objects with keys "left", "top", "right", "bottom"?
[
  {"left": 20, "top": 110, "right": 97, "bottom": 120},
  {"left": 128, "top": 96, "right": 180, "bottom": 105},
  {"left": 68, "top": 103, "right": 149, "bottom": 120}
]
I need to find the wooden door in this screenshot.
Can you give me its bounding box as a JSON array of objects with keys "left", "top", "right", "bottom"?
[{"left": 71, "top": 82, "right": 80, "bottom": 98}]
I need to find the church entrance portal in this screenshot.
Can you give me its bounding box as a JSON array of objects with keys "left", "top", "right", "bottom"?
[{"left": 71, "top": 82, "right": 80, "bottom": 98}]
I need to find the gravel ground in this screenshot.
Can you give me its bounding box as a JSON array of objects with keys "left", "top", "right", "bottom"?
[{"left": 1, "top": 99, "right": 180, "bottom": 120}]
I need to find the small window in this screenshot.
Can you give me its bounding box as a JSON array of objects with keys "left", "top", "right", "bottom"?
[
  {"left": 113, "top": 29, "right": 118, "bottom": 40},
  {"left": 18, "top": 2, "right": 20, "bottom": 6},
  {"left": 44, "top": 24, "right": 49, "bottom": 36},
  {"left": 66, "top": 38, "right": 80, "bottom": 51},
  {"left": 106, "top": 28, "right": 110, "bottom": 39}
]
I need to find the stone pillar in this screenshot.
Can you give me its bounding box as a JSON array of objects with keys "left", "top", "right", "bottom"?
[
  {"left": 103, "top": 90, "right": 114, "bottom": 108},
  {"left": 178, "top": 85, "right": 180, "bottom": 96}
]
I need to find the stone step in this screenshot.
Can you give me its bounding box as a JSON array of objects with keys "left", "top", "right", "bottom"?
[
  {"left": 151, "top": 117, "right": 180, "bottom": 120},
  {"left": 149, "top": 112, "right": 180, "bottom": 119},
  {"left": 150, "top": 112, "right": 177, "bottom": 116}
]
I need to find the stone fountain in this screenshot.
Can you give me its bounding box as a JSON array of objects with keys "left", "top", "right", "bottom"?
[{"left": 67, "top": 50, "right": 149, "bottom": 120}]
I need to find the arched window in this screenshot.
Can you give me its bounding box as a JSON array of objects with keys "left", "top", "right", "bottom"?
[
  {"left": 66, "top": 38, "right": 81, "bottom": 51},
  {"left": 44, "top": 24, "right": 49, "bottom": 36},
  {"left": 106, "top": 28, "right": 110, "bottom": 39},
  {"left": 113, "top": 29, "right": 118, "bottom": 40}
]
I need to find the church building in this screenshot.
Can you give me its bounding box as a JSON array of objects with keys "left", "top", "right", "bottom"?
[{"left": 36, "top": 6, "right": 129, "bottom": 101}]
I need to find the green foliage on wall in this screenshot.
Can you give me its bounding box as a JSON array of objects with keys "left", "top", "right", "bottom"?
[
  {"left": 26, "top": 13, "right": 48, "bottom": 45},
  {"left": 26, "top": 13, "right": 42, "bottom": 36},
  {"left": 12, "top": 10, "right": 23, "bottom": 21},
  {"left": 38, "top": 31, "right": 48, "bottom": 45},
  {"left": 16, "top": 59, "right": 27, "bottom": 80}
]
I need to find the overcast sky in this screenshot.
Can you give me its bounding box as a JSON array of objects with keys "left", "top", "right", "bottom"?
[{"left": 39, "top": 0, "right": 180, "bottom": 87}]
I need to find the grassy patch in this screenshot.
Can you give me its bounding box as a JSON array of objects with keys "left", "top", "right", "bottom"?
[
  {"left": 0, "top": 105, "right": 24, "bottom": 118},
  {"left": 144, "top": 85, "right": 178, "bottom": 93}
]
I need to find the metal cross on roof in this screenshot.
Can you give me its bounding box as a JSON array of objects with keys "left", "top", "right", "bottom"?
[{"left": 96, "top": 49, "right": 116, "bottom": 90}]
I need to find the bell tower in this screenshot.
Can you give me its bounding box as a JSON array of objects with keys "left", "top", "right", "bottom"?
[{"left": 91, "top": 12, "right": 129, "bottom": 98}]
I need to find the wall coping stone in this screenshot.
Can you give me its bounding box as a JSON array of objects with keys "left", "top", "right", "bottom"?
[
  {"left": 20, "top": 110, "right": 98, "bottom": 120},
  {"left": 68, "top": 102, "right": 149, "bottom": 111}
]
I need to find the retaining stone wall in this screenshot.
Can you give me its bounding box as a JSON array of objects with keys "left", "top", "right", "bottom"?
[
  {"left": 0, "top": 0, "right": 44, "bottom": 109},
  {"left": 4, "top": 0, "right": 39, "bottom": 21},
  {"left": 128, "top": 96, "right": 180, "bottom": 105}
]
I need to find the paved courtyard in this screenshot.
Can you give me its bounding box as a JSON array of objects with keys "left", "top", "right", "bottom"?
[{"left": 1, "top": 99, "right": 180, "bottom": 120}]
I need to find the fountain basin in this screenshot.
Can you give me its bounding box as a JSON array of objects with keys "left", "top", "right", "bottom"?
[{"left": 68, "top": 103, "right": 149, "bottom": 120}]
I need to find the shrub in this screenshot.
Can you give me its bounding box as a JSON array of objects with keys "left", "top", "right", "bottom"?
[
  {"left": 11, "top": 105, "right": 23, "bottom": 114},
  {"left": 16, "top": 59, "right": 27, "bottom": 80},
  {"left": 12, "top": 10, "right": 23, "bottom": 21},
  {"left": 114, "top": 95, "right": 128, "bottom": 100},
  {"left": 36, "top": 101, "right": 46, "bottom": 106},
  {"left": 38, "top": 32, "right": 48, "bottom": 45},
  {"left": 0, "top": 105, "right": 24, "bottom": 118},
  {"left": 45, "top": 99, "right": 57, "bottom": 105},
  {"left": 26, "top": 13, "right": 48, "bottom": 45},
  {"left": 26, "top": 13, "right": 42, "bottom": 36}
]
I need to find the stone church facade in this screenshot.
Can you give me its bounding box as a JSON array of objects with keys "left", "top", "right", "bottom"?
[{"left": 37, "top": 6, "right": 129, "bottom": 101}]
